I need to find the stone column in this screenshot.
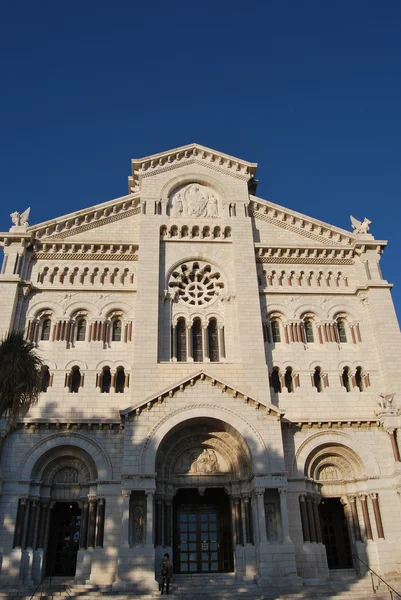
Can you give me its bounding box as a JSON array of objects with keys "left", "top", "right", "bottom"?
[
  {"left": 306, "top": 495, "right": 316, "bottom": 542},
  {"left": 36, "top": 500, "right": 49, "bottom": 549},
  {"left": 233, "top": 497, "right": 242, "bottom": 545},
  {"left": 311, "top": 496, "right": 322, "bottom": 544},
  {"left": 171, "top": 325, "right": 177, "bottom": 361},
  {"left": 254, "top": 489, "right": 267, "bottom": 543},
  {"left": 218, "top": 326, "right": 226, "bottom": 359},
  {"left": 87, "top": 495, "right": 97, "bottom": 548},
  {"left": 155, "top": 497, "right": 163, "bottom": 547},
  {"left": 349, "top": 495, "right": 361, "bottom": 541},
  {"left": 145, "top": 490, "right": 155, "bottom": 546},
  {"left": 13, "top": 497, "right": 27, "bottom": 548},
  {"left": 387, "top": 429, "right": 401, "bottom": 462},
  {"left": 164, "top": 498, "right": 172, "bottom": 547},
  {"left": 370, "top": 493, "right": 385, "bottom": 539},
  {"left": 26, "top": 498, "right": 38, "bottom": 548},
  {"left": 278, "top": 488, "right": 292, "bottom": 543},
  {"left": 202, "top": 324, "right": 209, "bottom": 361},
  {"left": 120, "top": 490, "right": 131, "bottom": 548},
  {"left": 241, "top": 496, "right": 249, "bottom": 544},
  {"left": 299, "top": 495, "right": 310, "bottom": 542},
  {"left": 80, "top": 498, "right": 89, "bottom": 549},
  {"left": 96, "top": 498, "right": 105, "bottom": 548},
  {"left": 359, "top": 494, "right": 373, "bottom": 540},
  {"left": 186, "top": 324, "right": 193, "bottom": 362}
]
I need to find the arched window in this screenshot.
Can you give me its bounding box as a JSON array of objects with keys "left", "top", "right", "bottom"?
[
  {"left": 100, "top": 366, "right": 111, "bottom": 393},
  {"left": 192, "top": 318, "right": 203, "bottom": 362},
  {"left": 304, "top": 320, "right": 314, "bottom": 343},
  {"left": 70, "top": 366, "right": 81, "bottom": 393},
  {"left": 337, "top": 320, "right": 347, "bottom": 343},
  {"left": 313, "top": 367, "right": 322, "bottom": 393},
  {"left": 176, "top": 318, "right": 187, "bottom": 362},
  {"left": 355, "top": 366, "right": 363, "bottom": 391},
  {"left": 284, "top": 367, "right": 294, "bottom": 393},
  {"left": 112, "top": 319, "right": 122, "bottom": 342},
  {"left": 41, "top": 366, "right": 51, "bottom": 392},
  {"left": 341, "top": 366, "right": 351, "bottom": 392},
  {"left": 270, "top": 367, "right": 281, "bottom": 393},
  {"left": 271, "top": 320, "right": 281, "bottom": 343},
  {"left": 76, "top": 318, "right": 87, "bottom": 342},
  {"left": 41, "top": 318, "right": 52, "bottom": 341},
  {"left": 208, "top": 318, "right": 219, "bottom": 362},
  {"left": 115, "top": 366, "right": 126, "bottom": 393}
]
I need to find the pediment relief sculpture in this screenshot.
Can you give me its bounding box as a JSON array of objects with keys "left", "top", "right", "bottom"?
[{"left": 170, "top": 184, "right": 220, "bottom": 218}]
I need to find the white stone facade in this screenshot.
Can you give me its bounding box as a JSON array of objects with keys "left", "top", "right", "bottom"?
[{"left": 0, "top": 143, "right": 401, "bottom": 589}]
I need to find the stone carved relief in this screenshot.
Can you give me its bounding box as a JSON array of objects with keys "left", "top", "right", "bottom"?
[
  {"left": 133, "top": 505, "right": 144, "bottom": 544},
  {"left": 53, "top": 467, "right": 79, "bottom": 484},
  {"left": 170, "top": 184, "right": 220, "bottom": 218},
  {"left": 317, "top": 465, "right": 340, "bottom": 481},
  {"left": 174, "top": 447, "right": 227, "bottom": 475},
  {"left": 189, "top": 449, "right": 219, "bottom": 474}
]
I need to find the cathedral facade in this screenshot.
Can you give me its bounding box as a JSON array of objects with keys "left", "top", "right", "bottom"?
[{"left": 0, "top": 144, "right": 401, "bottom": 589}]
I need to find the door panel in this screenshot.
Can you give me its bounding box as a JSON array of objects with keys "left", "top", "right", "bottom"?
[
  {"left": 46, "top": 503, "right": 81, "bottom": 576},
  {"left": 319, "top": 498, "right": 352, "bottom": 569},
  {"left": 177, "top": 508, "right": 221, "bottom": 573}
]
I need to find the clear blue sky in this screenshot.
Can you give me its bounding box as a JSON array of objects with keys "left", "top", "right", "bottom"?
[{"left": 1, "top": 1, "right": 400, "bottom": 316}]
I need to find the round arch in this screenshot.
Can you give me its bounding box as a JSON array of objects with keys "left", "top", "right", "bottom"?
[
  {"left": 17, "top": 432, "right": 113, "bottom": 481},
  {"left": 139, "top": 405, "right": 269, "bottom": 474},
  {"left": 160, "top": 172, "right": 228, "bottom": 205},
  {"left": 292, "top": 430, "right": 381, "bottom": 479}
]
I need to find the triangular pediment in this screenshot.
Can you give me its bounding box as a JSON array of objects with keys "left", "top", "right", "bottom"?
[
  {"left": 250, "top": 196, "right": 357, "bottom": 247},
  {"left": 27, "top": 193, "right": 141, "bottom": 241},
  {"left": 120, "top": 370, "right": 284, "bottom": 419},
  {"left": 128, "top": 143, "right": 258, "bottom": 192}
]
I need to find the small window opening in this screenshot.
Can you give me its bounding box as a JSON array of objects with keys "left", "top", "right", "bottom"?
[
  {"left": 341, "top": 366, "right": 351, "bottom": 392},
  {"left": 355, "top": 366, "right": 363, "bottom": 391},
  {"left": 270, "top": 367, "right": 282, "bottom": 393},
  {"left": 112, "top": 319, "right": 122, "bottom": 342},
  {"left": 76, "top": 318, "right": 87, "bottom": 342},
  {"left": 101, "top": 366, "right": 111, "bottom": 393},
  {"left": 176, "top": 318, "right": 187, "bottom": 362},
  {"left": 271, "top": 320, "right": 281, "bottom": 343},
  {"left": 115, "top": 367, "right": 125, "bottom": 393},
  {"left": 192, "top": 318, "right": 203, "bottom": 362},
  {"left": 337, "top": 320, "right": 347, "bottom": 343},
  {"left": 304, "top": 320, "right": 314, "bottom": 343},
  {"left": 313, "top": 367, "right": 322, "bottom": 393},
  {"left": 41, "top": 366, "right": 51, "bottom": 392},
  {"left": 41, "top": 318, "right": 51, "bottom": 341},
  {"left": 284, "top": 367, "right": 294, "bottom": 393},
  {"left": 70, "top": 366, "right": 81, "bottom": 393},
  {"left": 208, "top": 318, "right": 219, "bottom": 362}
]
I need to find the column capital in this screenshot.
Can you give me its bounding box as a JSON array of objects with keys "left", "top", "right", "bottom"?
[
  {"left": 121, "top": 489, "right": 131, "bottom": 499},
  {"left": 145, "top": 489, "right": 155, "bottom": 497},
  {"left": 369, "top": 492, "right": 378, "bottom": 500},
  {"left": 253, "top": 488, "right": 265, "bottom": 497},
  {"left": 97, "top": 497, "right": 105, "bottom": 506},
  {"left": 88, "top": 493, "right": 97, "bottom": 503},
  {"left": 278, "top": 487, "right": 288, "bottom": 494},
  {"left": 358, "top": 492, "right": 368, "bottom": 500},
  {"left": 20, "top": 496, "right": 28, "bottom": 505},
  {"left": 348, "top": 494, "right": 357, "bottom": 502},
  {"left": 299, "top": 493, "right": 307, "bottom": 502}
]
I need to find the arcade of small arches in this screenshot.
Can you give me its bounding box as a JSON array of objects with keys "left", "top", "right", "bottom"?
[
  {"left": 264, "top": 313, "right": 362, "bottom": 346},
  {"left": 269, "top": 364, "right": 370, "bottom": 394},
  {"left": 35, "top": 264, "right": 135, "bottom": 287},
  {"left": 26, "top": 309, "right": 133, "bottom": 347}
]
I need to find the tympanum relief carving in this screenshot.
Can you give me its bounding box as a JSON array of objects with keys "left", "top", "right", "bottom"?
[
  {"left": 174, "top": 447, "right": 228, "bottom": 475},
  {"left": 170, "top": 184, "right": 220, "bottom": 218}
]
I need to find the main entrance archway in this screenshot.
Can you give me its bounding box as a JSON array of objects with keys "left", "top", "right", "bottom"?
[
  {"left": 155, "top": 417, "right": 252, "bottom": 574},
  {"left": 46, "top": 502, "right": 81, "bottom": 576}
]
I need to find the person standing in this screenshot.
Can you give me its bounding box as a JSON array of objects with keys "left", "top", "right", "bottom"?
[{"left": 160, "top": 553, "right": 173, "bottom": 595}]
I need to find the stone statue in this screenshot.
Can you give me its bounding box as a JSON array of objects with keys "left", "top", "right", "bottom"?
[
  {"left": 53, "top": 467, "right": 79, "bottom": 484},
  {"left": 10, "top": 207, "right": 30, "bottom": 227},
  {"left": 350, "top": 215, "right": 371, "bottom": 235},
  {"left": 378, "top": 393, "right": 395, "bottom": 409},
  {"left": 170, "top": 184, "right": 219, "bottom": 218},
  {"left": 189, "top": 448, "right": 219, "bottom": 474},
  {"left": 318, "top": 465, "right": 339, "bottom": 480},
  {"left": 133, "top": 505, "right": 144, "bottom": 543}
]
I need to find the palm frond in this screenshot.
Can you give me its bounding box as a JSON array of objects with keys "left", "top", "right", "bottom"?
[{"left": 0, "top": 331, "right": 44, "bottom": 428}]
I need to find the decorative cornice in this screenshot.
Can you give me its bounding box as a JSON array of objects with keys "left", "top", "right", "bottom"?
[
  {"left": 255, "top": 245, "right": 355, "bottom": 265},
  {"left": 283, "top": 419, "right": 383, "bottom": 430},
  {"left": 31, "top": 242, "right": 138, "bottom": 261},
  {"left": 128, "top": 144, "right": 257, "bottom": 192}
]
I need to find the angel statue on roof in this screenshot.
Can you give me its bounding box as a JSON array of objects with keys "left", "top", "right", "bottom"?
[
  {"left": 350, "top": 215, "right": 371, "bottom": 235},
  {"left": 10, "top": 208, "right": 30, "bottom": 227}
]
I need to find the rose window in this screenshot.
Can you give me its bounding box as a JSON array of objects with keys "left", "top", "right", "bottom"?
[{"left": 168, "top": 261, "right": 224, "bottom": 306}]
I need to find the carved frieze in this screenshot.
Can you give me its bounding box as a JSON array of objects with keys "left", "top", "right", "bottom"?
[{"left": 170, "top": 184, "right": 220, "bottom": 218}]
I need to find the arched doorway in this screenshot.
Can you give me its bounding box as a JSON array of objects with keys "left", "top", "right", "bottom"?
[
  {"left": 155, "top": 417, "right": 252, "bottom": 574},
  {"left": 304, "top": 442, "right": 366, "bottom": 571}
]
